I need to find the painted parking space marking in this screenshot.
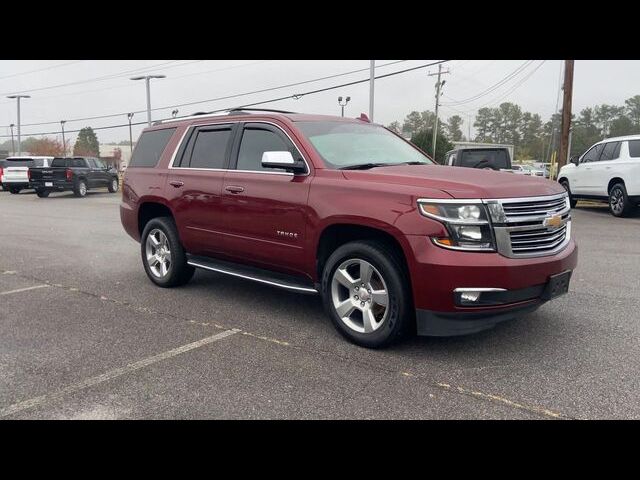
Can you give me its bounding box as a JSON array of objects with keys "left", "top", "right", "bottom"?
[
  {"left": 0, "top": 329, "right": 239, "bottom": 418},
  {"left": 0, "top": 284, "right": 49, "bottom": 296}
]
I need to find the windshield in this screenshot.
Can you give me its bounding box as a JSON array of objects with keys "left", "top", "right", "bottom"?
[
  {"left": 6, "top": 158, "right": 36, "bottom": 167},
  {"left": 458, "top": 149, "right": 509, "bottom": 169},
  {"left": 295, "top": 121, "right": 433, "bottom": 169}
]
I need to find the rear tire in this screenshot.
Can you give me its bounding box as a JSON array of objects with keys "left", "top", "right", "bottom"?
[
  {"left": 9, "top": 187, "right": 21, "bottom": 194},
  {"left": 560, "top": 180, "right": 577, "bottom": 208},
  {"left": 321, "top": 240, "right": 412, "bottom": 349},
  {"left": 141, "top": 216, "right": 195, "bottom": 288},
  {"left": 609, "top": 182, "right": 633, "bottom": 217},
  {"left": 108, "top": 177, "right": 119, "bottom": 193},
  {"left": 74, "top": 180, "right": 87, "bottom": 197},
  {"left": 36, "top": 189, "right": 50, "bottom": 198}
]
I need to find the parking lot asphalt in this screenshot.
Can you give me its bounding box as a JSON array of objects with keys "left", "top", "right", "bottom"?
[{"left": 1, "top": 189, "right": 639, "bottom": 419}]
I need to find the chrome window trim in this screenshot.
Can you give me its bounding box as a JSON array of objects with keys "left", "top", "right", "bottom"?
[
  {"left": 167, "top": 120, "right": 311, "bottom": 176},
  {"left": 454, "top": 288, "right": 507, "bottom": 292}
]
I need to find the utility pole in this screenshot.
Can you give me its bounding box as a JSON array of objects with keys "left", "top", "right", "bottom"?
[
  {"left": 7, "top": 94, "right": 31, "bottom": 156},
  {"left": 127, "top": 113, "right": 134, "bottom": 156},
  {"left": 9, "top": 124, "right": 15, "bottom": 155},
  {"left": 557, "top": 60, "right": 574, "bottom": 176},
  {"left": 369, "top": 61, "right": 375, "bottom": 122},
  {"left": 60, "top": 120, "right": 66, "bottom": 156},
  {"left": 428, "top": 64, "right": 449, "bottom": 162}
]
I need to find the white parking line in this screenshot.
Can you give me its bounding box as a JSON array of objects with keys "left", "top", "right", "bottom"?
[
  {"left": 0, "top": 285, "right": 49, "bottom": 296},
  {"left": 0, "top": 329, "right": 239, "bottom": 418}
]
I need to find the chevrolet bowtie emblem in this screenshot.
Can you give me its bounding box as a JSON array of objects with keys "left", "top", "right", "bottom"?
[{"left": 543, "top": 214, "right": 563, "bottom": 229}]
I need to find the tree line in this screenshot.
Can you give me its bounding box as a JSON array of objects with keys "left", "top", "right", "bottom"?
[
  {"left": 0, "top": 127, "right": 103, "bottom": 157},
  {"left": 387, "top": 95, "right": 640, "bottom": 162}
]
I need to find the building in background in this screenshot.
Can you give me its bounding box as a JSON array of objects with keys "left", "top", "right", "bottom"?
[{"left": 99, "top": 144, "right": 133, "bottom": 171}]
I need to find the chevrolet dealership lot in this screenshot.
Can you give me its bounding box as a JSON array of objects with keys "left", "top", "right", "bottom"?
[{"left": 1, "top": 191, "right": 639, "bottom": 419}]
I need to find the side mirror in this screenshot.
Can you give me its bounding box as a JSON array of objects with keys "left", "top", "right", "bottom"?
[
  {"left": 570, "top": 156, "right": 579, "bottom": 166},
  {"left": 261, "top": 151, "right": 306, "bottom": 174}
]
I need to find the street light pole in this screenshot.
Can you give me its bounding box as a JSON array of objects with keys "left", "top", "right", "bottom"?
[
  {"left": 127, "top": 113, "right": 134, "bottom": 157},
  {"left": 7, "top": 94, "right": 31, "bottom": 155},
  {"left": 9, "top": 124, "right": 15, "bottom": 155},
  {"left": 338, "top": 96, "right": 351, "bottom": 117},
  {"left": 369, "top": 60, "right": 375, "bottom": 122},
  {"left": 130, "top": 74, "right": 166, "bottom": 127},
  {"left": 60, "top": 120, "right": 66, "bottom": 156}
]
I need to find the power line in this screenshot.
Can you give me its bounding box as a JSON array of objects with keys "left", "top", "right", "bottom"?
[
  {"left": 441, "top": 60, "right": 534, "bottom": 106},
  {"left": 0, "top": 60, "right": 449, "bottom": 139},
  {"left": 0, "top": 60, "right": 200, "bottom": 97},
  {"left": 2, "top": 60, "right": 411, "bottom": 128},
  {"left": 0, "top": 61, "right": 84, "bottom": 81}
]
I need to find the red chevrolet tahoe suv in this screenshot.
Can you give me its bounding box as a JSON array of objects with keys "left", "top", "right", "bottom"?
[{"left": 120, "top": 108, "right": 578, "bottom": 348}]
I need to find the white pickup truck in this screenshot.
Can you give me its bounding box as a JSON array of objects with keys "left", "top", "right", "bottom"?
[{"left": 0, "top": 156, "right": 53, "bottom": 194}]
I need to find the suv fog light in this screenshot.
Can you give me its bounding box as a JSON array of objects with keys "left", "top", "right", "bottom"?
[{"left": 460, "top": 291, "right": 481, "bottom": 303}]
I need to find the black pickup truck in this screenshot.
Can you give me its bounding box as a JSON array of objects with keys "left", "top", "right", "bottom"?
[{"left": 29, "top": 156, "right": 120, "bottom": 198}]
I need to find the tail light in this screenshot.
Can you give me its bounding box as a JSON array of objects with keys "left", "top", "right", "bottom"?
[
  {"left": 27, "top": 169, "right": 31, "bottom": 181},
  {"left": 0, "top": 167, "right": 3, "bottom": 179},
  {"left": 65, "top": 168, "right": 73, "bottom": 181}
]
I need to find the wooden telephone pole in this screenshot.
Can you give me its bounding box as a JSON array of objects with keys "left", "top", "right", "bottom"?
[{"left": 557, "top": 60, "right": 575, "bottom": 176}]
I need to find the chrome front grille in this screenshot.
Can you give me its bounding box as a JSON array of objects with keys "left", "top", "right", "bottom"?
[
  {"left": 485, "top": 193, "right": 572, "bottom": 259},
  {"left": 501, "top": 195, "right": 568, "bottom": 222},
  {"left": 509, "top": 223, "right": 568, "bottom": 254}
]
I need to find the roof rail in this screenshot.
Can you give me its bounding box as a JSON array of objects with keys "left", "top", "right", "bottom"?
[{"left": 227, "top": 107, "right": 297, "bottom": 114}]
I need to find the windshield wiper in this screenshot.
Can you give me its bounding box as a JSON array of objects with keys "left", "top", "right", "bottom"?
[
  {"left": 339, "top": 163, "right": 390, "bottom": 170},
  {"left": 395, "top": 161, "right": 427, "bottom": 165}
]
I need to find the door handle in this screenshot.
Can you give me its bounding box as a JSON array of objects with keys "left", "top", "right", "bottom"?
[
  {"left": 169, "top": 180, "right": 184, "bottom": 188},
  {"left": 225, "top": 185, "right": 245, "bottom": 194}
]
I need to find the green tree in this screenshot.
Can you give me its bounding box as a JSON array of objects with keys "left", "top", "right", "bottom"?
[
  {"left": 387, "top": 121, "right": 402, "bottom": 134},
  {"left": 410, "top": 128, "right": 453, "bottom": 164},
  {"left": 609, "top": 115, "right": 636, "bottom": 137},
  {"left": 474, "top": 108, "right": 492, "bottom": 142},
  {"left": 73, "top": 127, "right": 100, "bottom": 156},
  {"left": 593, "top": 104, "right": 625, "bottom": 137},
  {"left": 402, "top": 111, "right": 425, "bottom": 137},
  {"left": 446, "top": 115, "right": 464, "bottom": 141},
  {"left": 625, "top": 95, "right": 640, "bottom": 130}
]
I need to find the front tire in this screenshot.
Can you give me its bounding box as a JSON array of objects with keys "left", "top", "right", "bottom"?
[
  {"left": 74, "top": 180, "right": 87, "bottom": 197},
  {"left": 108, "top": 177, "right": 119, "bottom": 193},
  {"left": 321, "top": 240, "right": 412, "bottom": 348},
  {"left": 609, "top": 182, "right": 634, "bottom": 217},
  {"left": 36, "top": 189, "right": 50, "bottom": 198},
  {"left": 560, "top": 180, "right": 577, "bottom": 208},
  {"left": 141, "top": 216, "right": 195, "bottom": 288}
]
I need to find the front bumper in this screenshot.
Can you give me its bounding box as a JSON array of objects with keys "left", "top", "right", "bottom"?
[{"left": 405, "top": 234, "right": 577, "bottom": 335}]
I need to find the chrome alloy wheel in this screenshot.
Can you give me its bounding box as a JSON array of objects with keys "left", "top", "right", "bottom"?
[
  {"left": 79, "top": 182, "right": 87, "bottom": 196},
  {"left": 145, "top": 228, "right": 172, "bottom": 278},
  {"left": 610, "top": 187, "right": 624, "bottom": 215},
  {"left": 111, "top": 179, "right": 119, "bottom": 191},
  {"left": 330, "top": 258, "right": 389, "bottom": 334}
]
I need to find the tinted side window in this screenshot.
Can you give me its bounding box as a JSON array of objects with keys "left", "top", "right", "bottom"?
[
  {"left": 628, "top": 140, "right": 640, "bottom": 158},
  {"left": 130, "top": 128, "right": 176, "bottom": 168},
  {"left": 600, "top": 142, "right": 621, "bottom": 161},
  {"left": 582, "top": 144, "right": 604, "bottom": 163},
  {"left": 188, "top": 128, "right": 232, "bottom": 169},
  {"left": 51, "top": 158, "right": 69, "bottom": 167},
  {"left": 237, "top": 128, "right": 290, "bottom": 172},
  {"left": 95, "top": 159, "right": 107, "bottom": 169},
  {"left": 87, "top": 159, "right": 98, "bottom": 168}
]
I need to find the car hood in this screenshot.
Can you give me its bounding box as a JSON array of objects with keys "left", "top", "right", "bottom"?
[{"left": 341, "top": 164, "right": 565, "bottom": 199}]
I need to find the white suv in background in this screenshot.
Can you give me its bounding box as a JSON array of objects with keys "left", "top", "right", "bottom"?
[{"left": 558, "top": 135, "right": 640, "bottom": 217}]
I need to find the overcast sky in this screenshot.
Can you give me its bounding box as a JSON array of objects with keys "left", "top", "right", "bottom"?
[{"left": 1, "top": 59, "right": 639, "bottom": 146}]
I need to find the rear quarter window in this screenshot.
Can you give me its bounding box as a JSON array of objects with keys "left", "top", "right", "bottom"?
[
  {"left": 628, "top": 140, "right": 640, "bottom": 158},
  {"left": 130, "top": 128, "right": 177, "bottom": 168}
]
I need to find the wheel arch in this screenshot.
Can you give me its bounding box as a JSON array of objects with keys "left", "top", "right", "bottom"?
[
  {"left": 607, "top": 177, "right": 625, "bottom": 194},
  {"left": 315, "top": 221, "right": 412, "bottom": 287}
]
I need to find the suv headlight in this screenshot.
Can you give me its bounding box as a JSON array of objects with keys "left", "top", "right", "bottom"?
[{"left": 418, "top": 199, "right": 495, "bottom": 251}]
